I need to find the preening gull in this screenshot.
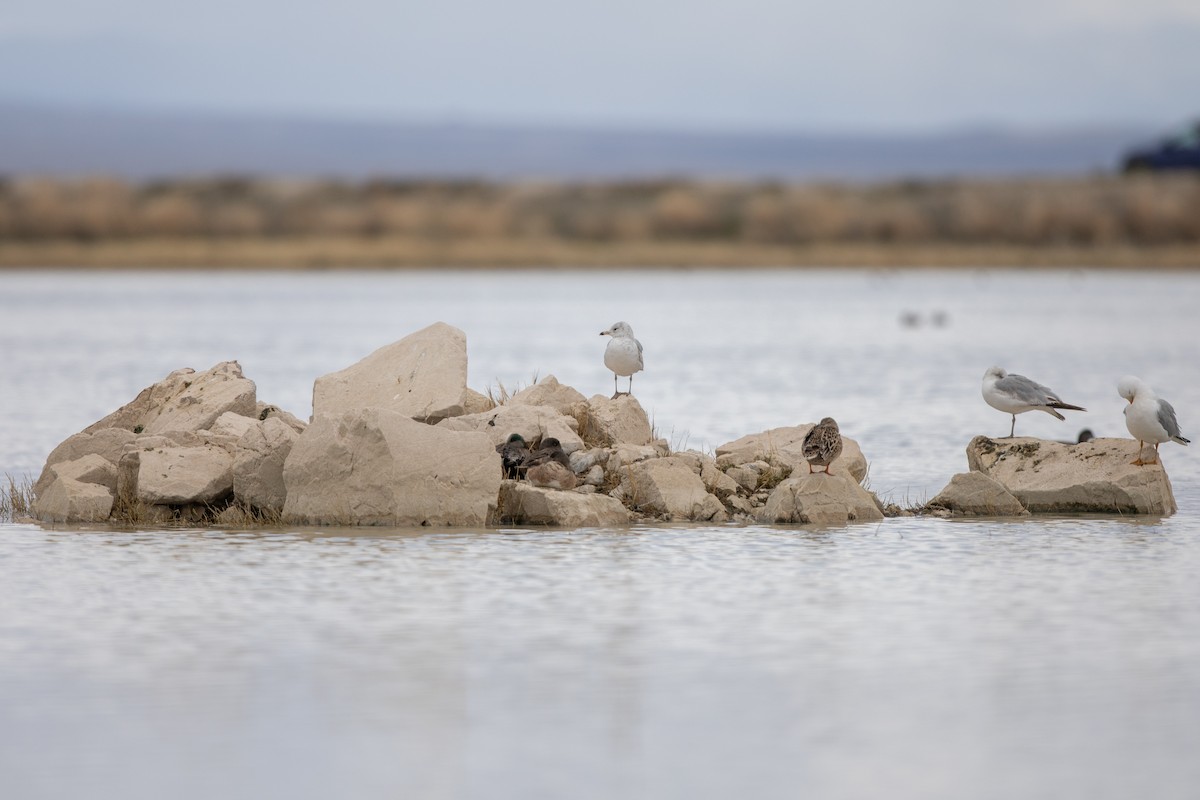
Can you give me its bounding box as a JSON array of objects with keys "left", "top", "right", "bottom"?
[
  {"left": 802, "top": 417, "right": 843, "bottom": 474},
  {"left": 599, "top": 321, "right": 644, "bottom": 399},
  {"left": 1118, "top": 376, "right": 1190, "bottom": 466},
  {"left": 982, "top": 366, "right": 1086, "bottom": 438}
]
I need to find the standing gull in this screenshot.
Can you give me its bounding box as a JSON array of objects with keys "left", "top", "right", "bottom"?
[
  {"left": 1118, "top": 376, "right": 1190, "bottom": 466},
  {"left": 802, "top": 417, "right": 843, "bottom": 474},
  {"left": 982, "top": 366, "right": 1086, "bottom": 438},
  {"left": 599, "top": 321, "right": 644, "bottom": 399}
]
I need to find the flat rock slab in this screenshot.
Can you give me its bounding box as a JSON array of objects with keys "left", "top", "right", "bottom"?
[
  {"left": 967, "top": 435, "right": 1177, "bottom": 515},
  {"left": 312, "top": 322, "right": 473, "bottom": 423},
  {"left": 497, "top": 482, "right": 630, "bottom": 527},
  {"left": 715, "top": 424, "right": 868, "bottom": 483},
  {"left": 758, "top": 473, "right": 884, "bottom": 526},
  {"left": 283, "top": 408, "right": 501, "bottom": 526},
  {"left": 132, "top": 441, "right": 236, "bottom": 506},
  {"left": 927, "top": 471, "right": 1028, "bottom": 517}
]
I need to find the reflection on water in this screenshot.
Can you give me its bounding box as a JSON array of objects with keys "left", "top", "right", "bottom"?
[{"left": 1, "top": 269, "right": 1199, "bottom": 799}]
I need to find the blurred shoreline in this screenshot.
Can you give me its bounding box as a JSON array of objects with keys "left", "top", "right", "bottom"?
[{"left": 2, "top": 175, "right": 1198, "bottom": 268}]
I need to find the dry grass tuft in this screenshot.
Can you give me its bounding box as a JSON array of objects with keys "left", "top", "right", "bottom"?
[{"left": 1, "top": 474, "right": 35, "bottom": 521}]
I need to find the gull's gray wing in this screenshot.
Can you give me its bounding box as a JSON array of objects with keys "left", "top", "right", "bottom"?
[
  {"left": 995, "top": 373, "right": 1058, "bottom": 406},
  {"left": 1158, "top": 398, "right": 1183, "bottom": 439},
  {"left": 635, "top": 337, "right": 644, "bottom": 369}
]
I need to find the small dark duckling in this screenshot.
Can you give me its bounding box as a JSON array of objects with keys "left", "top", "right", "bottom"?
[
  {"left": 523, "top": 436, "right": 571, "bottom": 470},
  {"left": 496, "top": 433, "right": 529, "bottom": 479}
]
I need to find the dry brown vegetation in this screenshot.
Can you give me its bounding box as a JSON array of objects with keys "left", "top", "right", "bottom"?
[{"left": 1, "top": 175, "right": 1198, "bottom": 267}]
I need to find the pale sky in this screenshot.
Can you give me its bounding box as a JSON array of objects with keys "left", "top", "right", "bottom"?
[{"left": 2, "top": 0, "right": 1197, "bottom": 131}]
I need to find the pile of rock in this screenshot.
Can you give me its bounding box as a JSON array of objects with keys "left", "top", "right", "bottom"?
[
  {"left": 32, "top": 322, "right": 886, "bottom": 528},
  {"left": 926, "top": 435, "right": 1177, "bottom": 517}
]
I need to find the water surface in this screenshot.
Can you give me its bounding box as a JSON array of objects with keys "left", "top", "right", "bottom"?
[{"left": 1, "top": 269, "right": 1197, "bottom": 799}]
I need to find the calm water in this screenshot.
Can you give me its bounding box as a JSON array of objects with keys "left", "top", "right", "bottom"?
[{"left": 1, "top": 268, "right": 1198, "bottom": 799}]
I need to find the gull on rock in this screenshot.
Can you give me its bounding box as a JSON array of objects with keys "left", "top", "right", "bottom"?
[
  {"left": 982, "top": 366, "right": 1086, "bottom": 438},
  {"left": 802, "top": 417, "right": 843, "bottom": 474},
  {"left": 599, "top": 321, "right": 644, "bottom": 399},
  {"left": 1118, "top": 376, "right": 1190, "bottom": 466}
]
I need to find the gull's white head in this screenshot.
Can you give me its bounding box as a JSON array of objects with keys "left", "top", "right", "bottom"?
[
  {"left": 983, "top": 366, "right": 1007, "bottom": 381},
  {"left": 1117, "top": 375, "right": 1144, "bottom": 403},
  {"left": 600, "top": 321, "right": 635, "bottom": 338}
]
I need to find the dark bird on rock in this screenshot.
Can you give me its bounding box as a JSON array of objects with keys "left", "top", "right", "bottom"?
[
  {"left": 496, "top": 433, "right": 529, "bottom": 479},
  {"left": 524, "top": 436, "right": 571, "bottom": 470},
  {"left": 802, "top": 417, "right": 844, "bottom": 474}
]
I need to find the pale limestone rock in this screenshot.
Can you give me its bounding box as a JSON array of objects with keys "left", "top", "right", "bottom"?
[
  {"left": 716, "top": 424, "right": 868, "bottom": 483},
  {"left": 134, "top": 441, "right": 236, "bottom": 505},
  {"left": 758, "top": 473, "right": 884, "bottom": 525},
  {"left": 34, "top": 478, "right": 114, "bottom": 523},
  {"left": 527, "top": 461, "right": 578, "bottom": 491},
  {"left": 42, "top": 453, "right": 118, "bottom": 494},
  {"left": 462, "top": 388, "right": 494, "bottom": 416},
  {"left": 725, "top": 465, "right": 760, "bottom": 493},
  {"left": 626, "top": 457, "right": 726, "bottom": 521},
  {"left": 232, "top": 417, "right": 300, "bottom": 514},
  {"left": 569, "top": 447, "right": 609, "bottom": 474},
  {"left": 926, "top": 471, "right": 1028, "bottom": 517},
  {"left": 497, "top": 481, "right": 630, "bottom": 527},
  {"left": 210, "top": 411, "right": 258, "bottom": 439},
  {"left": 34, "top": 428, "right": 136, "bottom": 496},
  {"left": 966, "top": 436, "right": 1177, "bottom": 515},
  {"left": 256, "top": 403, "right": 308, "bottom": 433},
  {"left": 510, "top": 375, "right": 588, "bottom": 415},
  {"left": 580, "top": 395, "right": 654, "bottom": 446},
  {"left": 582, "top": 465, "right": 605, "bottom": 486},
  {"left": 86, "top": 362, "right": 256, "bottom": 436},
  {"left": 436, "top": 404, "right": 583, "bottom": 454},
  {"left": 282, "top": 408, "right": 500, "bottom": 527},
  {"left": 311, "top": 322, "right": 474, "bottom": 423},
  {"left": 606, "top": 443, "right": 659, "bottom": 472},
  {"left": 701, "top": 461, "right": 740, "bottom": 499}
]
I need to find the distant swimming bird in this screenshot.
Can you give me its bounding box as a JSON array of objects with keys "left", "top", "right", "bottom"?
[
  {"left": 802, "top": 417, "right": 843, "bottom": 474},
  {"left": 982, "top": 366, "right": 1086, "bottom": 438},
  {"left": 600, "top": 321, "right": 644, "bottom": 399},
  {"left": 1118, "top": 376, "right": 1189, "bottom": 466},
  {"left": 523, "top": 436, "right": 571, "bottom": 470},
  {"left": 496, "top": 433, "right": 529, "bottom": 479}
]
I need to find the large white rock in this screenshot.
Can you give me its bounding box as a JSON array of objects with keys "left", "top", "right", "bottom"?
[
  {"left": 625, "top": 456, "right": 725, "bottom": 521},
  {"left": 715, "top": 424, "right": 868, "bottom": 483},
  {"left": 232, "top": 417, "right": 300, "bottom": 514},
  {"left": 967, "top": 435, "right": 1177, "bottom": 515},
  {"left": 34, "top": 428, "right": 136, "bottom": 496},
  {"left": 210, "top": 411, "right": 259, "bottom": 438},
  {"left": 509, "top": 375, "right": 588, "bottom": 415},
  {"left": 758, "top": 473, "right": 884, "bottom": 525},
  {"left": 581, "top": 395, "right": 654, "bottom": 446},
  {"left": 497, "top": 481, "right": 630, "bottom": 527},
  {"left": 33, "top": 478, "right": 114, "bottom": 523},
  {"left": 436, "top": 404, "right": 584, "bottom": 453},
  {"left": 926, "top": 471, "right": 1028, "bottom": 517},
  {"left": 311, "top": 322, "right": 475, "bottom": 423},
  {"left": 85, "top": 361, "right": 256, "bottom": 436},
  {"left": 283, "top": 408, "right": 501, "bottom": 526},
  {"left": 42, "top": 453, "right": 118, "bottom": 494}
]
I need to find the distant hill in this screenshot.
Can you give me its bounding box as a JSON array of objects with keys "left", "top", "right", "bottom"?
[{"left": 0, "top": 102, "right": 1153, "bottom": 181}]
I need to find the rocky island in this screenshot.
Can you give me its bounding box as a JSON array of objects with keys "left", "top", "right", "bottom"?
[{"left": 30, "top": 323, "right": 1178, "bottom": 528}]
